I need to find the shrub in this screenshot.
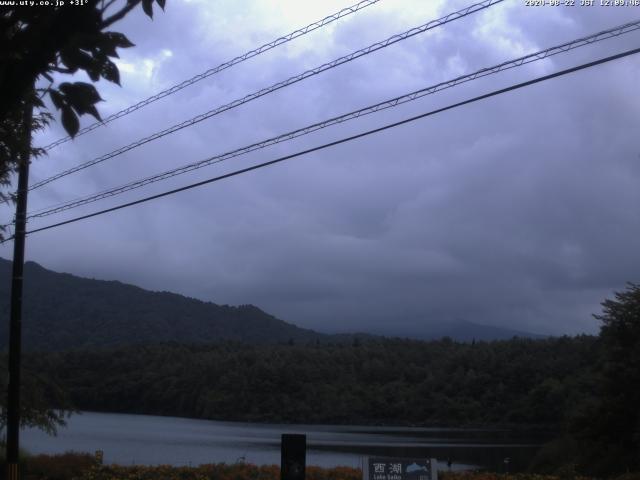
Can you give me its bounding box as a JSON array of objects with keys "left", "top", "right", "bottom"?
[{"left": 24, "top": 451, "right": 98, "bottom": 480}]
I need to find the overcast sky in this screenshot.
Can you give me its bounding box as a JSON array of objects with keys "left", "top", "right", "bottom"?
[{"left": 2, "top": 0, "right": 639, "bottom": 336}]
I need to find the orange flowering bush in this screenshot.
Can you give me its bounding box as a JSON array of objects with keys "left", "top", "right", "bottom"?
[
  {"left": 71, "top": 462, "right": 360, "bottom": 480},
  {"left": 24, "top": 452, "right": 98, "bottom": 480},
  {"left": 19, "top": 455, "right": 638, "bottom": 480}
]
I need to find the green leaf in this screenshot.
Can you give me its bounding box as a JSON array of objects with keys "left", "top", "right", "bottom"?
[
  {"left": 61, "top": 106, "right": 79, "bottom": 137},
  {"left": 60, "top": 48, "right": 92, "bottom": 72},
  {"left": 59, "top": 82, "right": 103, "bottom": 106},
  {"left": 85, "top": 105, "right": 102, "bottom": 122},
  {"left": 96, "top": 35, "right": 119, "bottom": 58},
  {"left": 104, "top": 32, "right": 135, "bottom": 49},
  {"left": 49, "top": 90, "right": 65, "bottom": 110},
  {"left": 73, "top": 32, "right": 103, "bottom": 52},
  {"left": 86, "top": 64, "right": 101, "bottom": 82},
  {"left": 59, "top": 82, "right": 103, "bottom": 119},
  {"left": 142, "top": 0, "right": 153, "bottom": 18},
  {"left": 100, "top": 59, "right": 120, "bottom": 85}
]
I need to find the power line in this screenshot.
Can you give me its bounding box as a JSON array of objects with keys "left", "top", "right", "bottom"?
[
  {"left": 29, "top": 0, "right": 503, "bottom": 191},
  {"left": 25, "top": 19, "right": 640, "bottom": 221},
  {"left": 41, "top": 0, "right": 384, "bottom": 151},
  {"left": 16, "top": 46, "right": 640, "bottom": 240}
]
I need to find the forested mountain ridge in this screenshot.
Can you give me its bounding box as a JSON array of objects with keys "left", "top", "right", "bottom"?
[
  {"left": 0, "top": 257, "right": 543, "bottom": 351},
  {"left": 0, "top": 258, "right": 326, "bottom": 350}
]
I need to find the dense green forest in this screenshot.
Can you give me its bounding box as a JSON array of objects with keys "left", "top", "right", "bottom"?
[{"left": 24, "top": 336, "right": 597, "bottom": 427}]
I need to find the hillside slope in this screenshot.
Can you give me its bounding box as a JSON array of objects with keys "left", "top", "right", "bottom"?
[{"left": 0, "top": 258, "right": 325, "bottom": 351}]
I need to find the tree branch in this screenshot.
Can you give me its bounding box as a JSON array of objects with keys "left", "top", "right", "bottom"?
[
  {"left": 101, "top": 1, "right": 139, "bottom": 28},
  {"left": 100, "top": 0, "right": 119, "bottom": 15}
]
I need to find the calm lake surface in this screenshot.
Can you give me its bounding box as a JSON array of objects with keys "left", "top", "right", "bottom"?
[{"left": 21, "top": 412, "right": 546, "bottom": 472}]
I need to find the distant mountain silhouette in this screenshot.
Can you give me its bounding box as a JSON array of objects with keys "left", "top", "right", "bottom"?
[
  {"left": 0, "top": 258, "right": 327, "bottom": 351},
  {"left": 374, "top": 318, "right": 546, "bottom": 342},
  {"left": 0, "top": 257, "right": 544, "bottom": 351}
]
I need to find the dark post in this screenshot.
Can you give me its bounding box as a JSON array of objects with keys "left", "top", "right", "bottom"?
[
  {"left": 281, "top": 434, "right": 306, "bottom": 480},
  {"left": 6, "top": 102, "right": 32, "bottom": 480}
]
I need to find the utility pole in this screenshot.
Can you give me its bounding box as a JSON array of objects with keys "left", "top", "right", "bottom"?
[{"left": 6, "top": 100, "right": 33, "bottom": 480}]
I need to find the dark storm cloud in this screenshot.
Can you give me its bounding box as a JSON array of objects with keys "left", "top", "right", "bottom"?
[{"left": 2, "top": 0, "right": 639, "bottom": 336}]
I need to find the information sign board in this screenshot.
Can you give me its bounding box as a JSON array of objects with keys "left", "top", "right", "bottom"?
[{"left": 366, "top": 457, "right": 436, "bottom": 480}]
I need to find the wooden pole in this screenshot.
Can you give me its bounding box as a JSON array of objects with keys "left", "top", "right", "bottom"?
[{"left": 6, "top": 100, "right": 32, "bottom": 480}]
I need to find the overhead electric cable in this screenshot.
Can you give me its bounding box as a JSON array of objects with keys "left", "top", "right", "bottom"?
[
  {"left": 25, "top": 19, "right": 640, "bottom": 220},
  {"left": 30, "top": 0, "right": 503, "bottom": 191},
  {"left": 42, "top": 0, "right": 384, "bottom": 151},
  {"left": 12, "top": 45, "right": 639, "bottom": 241}
]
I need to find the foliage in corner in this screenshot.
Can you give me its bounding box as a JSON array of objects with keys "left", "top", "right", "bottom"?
[
  {"left": 573, "top": 283, "right": 640, "bottom": 475},
  {"left": 0, "top": 0, "right": 166, "bottom": 239},
  {"left": 0, "top": 356, "right": 76, "bottom": 436},
  {"left": 0, "top": 0, "right": 166, "bottom": 428},
  {"left": 0, "top": 91, "right": 51, "bottom": 206},
  {"left": 0, "top": 0, "right": 166, "bottom": 138}
]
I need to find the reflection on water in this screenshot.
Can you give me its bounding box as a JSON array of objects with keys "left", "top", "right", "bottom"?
[{"left": 21, "top": 412, "right": 546, "bottom": 471}]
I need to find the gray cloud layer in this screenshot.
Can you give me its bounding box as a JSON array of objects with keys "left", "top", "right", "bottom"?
[{"left": 2, "top": 0, "right": 639, "bottom": 336}]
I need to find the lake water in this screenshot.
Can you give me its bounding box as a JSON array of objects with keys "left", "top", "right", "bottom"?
[{"left": 21, "top": 412, "right": 545, "bottom": 472}]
